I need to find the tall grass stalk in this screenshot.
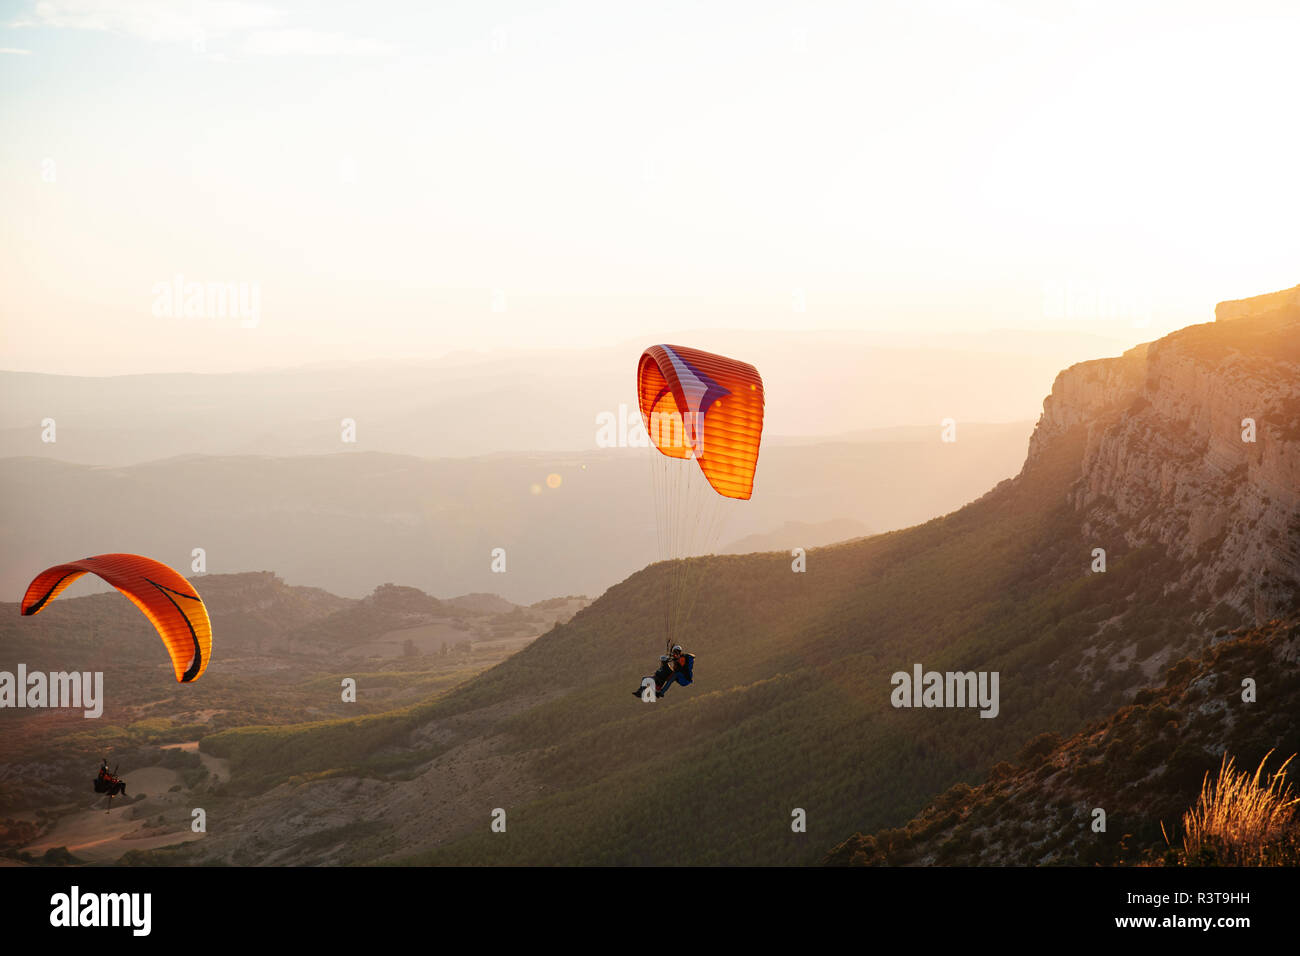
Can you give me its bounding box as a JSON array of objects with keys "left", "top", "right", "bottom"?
[{"left": 1182, "top": 749, "right": 1298, "bottom": 866}]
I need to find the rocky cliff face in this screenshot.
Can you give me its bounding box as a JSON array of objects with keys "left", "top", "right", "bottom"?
[{"left": 1025, "top": 286, "right": 1300, "bottom": 624}]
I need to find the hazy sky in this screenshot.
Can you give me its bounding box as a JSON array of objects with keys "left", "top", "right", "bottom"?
[{"left": 2, "top": 0, "right": 1297, "bottom": 374}]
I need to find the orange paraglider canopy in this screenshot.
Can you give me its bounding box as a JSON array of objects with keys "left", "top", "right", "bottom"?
[
  {"left": 21, "top": 553, "right": 212, "bottom": 683},
  {"left": 637, "top": 344, "right": 764, "bottom": 500}
]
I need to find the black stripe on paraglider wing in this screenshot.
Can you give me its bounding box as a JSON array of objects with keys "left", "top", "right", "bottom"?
[
  {"left": 22, "top": 572, "right": 79, "bottom": 615},
  {"left": 145, "top": 577, "right": 204, "bottom": 682},
  {"left": 147, "top": 580, "right": 203, "bottom": 602}
]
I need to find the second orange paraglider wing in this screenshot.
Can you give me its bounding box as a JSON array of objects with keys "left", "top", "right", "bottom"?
[{"left": 21, "top": 553, "right": 212, "bottom": 683}]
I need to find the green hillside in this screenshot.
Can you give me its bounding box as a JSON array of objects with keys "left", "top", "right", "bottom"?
[{"left": 177, "top": 420, "right": 1172, "bottom": 865}]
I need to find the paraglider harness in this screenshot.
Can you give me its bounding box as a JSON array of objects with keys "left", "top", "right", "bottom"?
[
  {"left": 94, "top": 762, "right": 126, "bottom": 808},
  {"left": 634, "top": 643, "right": 696, "bottom": 699},
  {"left": 654, "top": 643, "right": 694, "bottom": 693}
]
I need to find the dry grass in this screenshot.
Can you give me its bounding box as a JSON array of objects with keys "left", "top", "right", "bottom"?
[{"left": 1179, "top": 749, "right": 1299, "bottom": 866}]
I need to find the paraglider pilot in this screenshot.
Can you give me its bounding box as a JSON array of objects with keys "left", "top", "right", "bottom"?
[
  {"left": 633, "top": 645, "right": 695, "bottom": 699},
  {"left": 95, "top": 759, "right": 126, "bottom": 798}
]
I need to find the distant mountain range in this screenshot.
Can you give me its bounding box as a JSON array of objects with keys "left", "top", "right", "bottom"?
[
  {"left": 0, "top": 422, "right": 1035, "bottom": 603},
  {"left": 723, "top": 518, "right": 871, "bottom": 554},
  {"left": 0, "top": 331, "right": 1125, "bottom": 465}
]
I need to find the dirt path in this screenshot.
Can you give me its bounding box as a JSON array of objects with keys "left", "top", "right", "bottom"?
[{"left": 20, "top": 766, "right": 204, "bottom": 863}]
